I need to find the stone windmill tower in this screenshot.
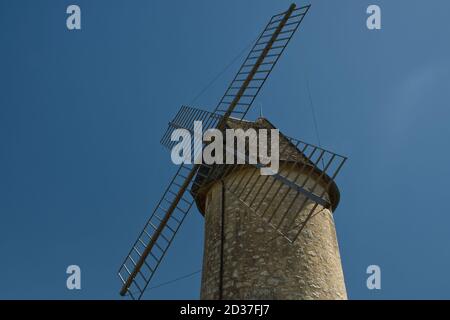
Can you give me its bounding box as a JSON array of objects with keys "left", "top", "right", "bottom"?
[{"left": 118, "top": 3, "right": 347, "bottom": 300}]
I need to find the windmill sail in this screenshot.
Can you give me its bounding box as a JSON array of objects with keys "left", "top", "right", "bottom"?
[
  {"left": 118, "top": 163, "right": 198, "bottom": 299},
  {"left": 118, "top": 3, "right": 311, "bottom": 299},
  {"left": 213, "top": 4, "right": 310, "bottom": 122},
  {"left": 218, "top": 133, "right": 347, "bottom": 243},
  {"left": 160, "top": 105, "right": 223, "bottom": 152}
]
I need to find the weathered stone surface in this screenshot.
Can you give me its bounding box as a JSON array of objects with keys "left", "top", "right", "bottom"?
[
  {"left": 198, "top": 117, "right": 346, "bottom": 300},
  {"left": 200, "top": 165, "right": 347, "bottom": 300}
]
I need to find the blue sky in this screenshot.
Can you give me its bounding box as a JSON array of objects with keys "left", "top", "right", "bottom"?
[{"left": 1, "top": 0, "right": 450, "bottom": 299}]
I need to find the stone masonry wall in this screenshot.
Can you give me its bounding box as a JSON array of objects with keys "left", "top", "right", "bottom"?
[{"left": 200, "top": 164, "right": 347, "bottom": 300}]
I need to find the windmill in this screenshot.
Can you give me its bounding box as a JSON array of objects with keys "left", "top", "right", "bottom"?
[{"left": 118, "top": 3, "right": 348, "bottom": 300}]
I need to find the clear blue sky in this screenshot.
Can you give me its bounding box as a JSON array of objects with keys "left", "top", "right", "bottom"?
[{"left": 1, "top": 0, "right": 450, "bottom": 299}]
